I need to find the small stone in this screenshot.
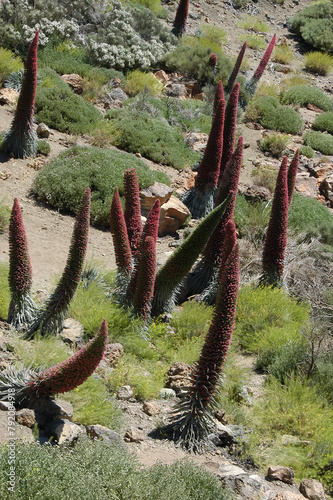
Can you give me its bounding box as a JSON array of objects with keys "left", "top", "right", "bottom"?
[
  {"left": 154, "top": 70, "right": 170, "bottom": 83},
  {"left": 117, "top": 385, "right": 134, "bottom": 400},
  {"left": 60, "top": 318, "right": 85, "bottom": 347},
  {"left": 159, "top": 388, "right": 176, "bottom": 399},
  {"left": 124, "top": 427, "right": 145, "bottom": 443},
  {"left": 217, "top": 465, "right": 246, "bottom": 478},
  {"left": 36, "top": 123, "right": 51, "bottom": 138},
  {"left": 158, "top": 195, "right": 191, "bottom": 237},
  {"left": 165, "top": 83, "right": 187, "bottom": 98},
  {"left": 61, "top": 74, "right": 83, "bottom": 94},
  {"left": 299, "top": 478, "right": 326, "bottom": 500},
  {"left": 15, "top": 409, "right": 36, "bottom": 428},
  {"left": 142, "top": 401, "right": 161, "bottom": 416},
  {"left": 140, "top": 182, "right": 173, "bottom": 211},
  {"left": 86, "top": 424, "right": 122, "bottom": 446},
  {"left": 267, "top": 465, "right": 294, "bottom": 485},
  {"left": 47, "top": 418, "right": 84, "bottom": 444}
]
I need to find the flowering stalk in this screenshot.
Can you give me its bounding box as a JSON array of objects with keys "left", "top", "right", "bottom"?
[
  {"left": 226, "top": 42, "right": 247, "bottom": 94},
  {"left": 209, "top": 54, "right": 218, "bottom": 67},
  {"left": 213, "top": 80, "right": 224, "bottom": 116},
  {"left": 182, "top": 99, "right": 225, "bottom": 219},
  {"left": 152, "top": 195, "right": 232, "bottom": 316},
  {"left": 219, "top": 82, "right": 239, "bottom": 180},
  {"left": 126, "top": 200, "right": 160, "bottom": 303},
  {"left": 110, "top": 187, "right": 133, "bottom": 276},
  {"left": 27, "top": 188, "right": 91, "bottom": 337},
  {"left": 260, "top": 156, "right": 289, "bottom": 287},
  {"left": 8, "top": 198, "right": 37, "bottom": 330},
  {"left": 2, "top": 31, "right": 39, "bottom": 159},
  {"left": 169, "top": 243, "right": 240, "bottom": 450},
  {"left": 132, "top": 236, "right": 157, "bottom": 321},
  {"left": 182, "top": 137, "right": 243, "bottom": 299},
  {"left": 172, "top": 0, "right": 190, "bottom": 37},
  {"left": 287, "top": 149, "right": 299, "bottom": 205},
  {"left": 0, "top": 319, "right": 108, "bottom": 408},
  {"left": 124, "top": 169, "right": 143, "bottom": 256}
]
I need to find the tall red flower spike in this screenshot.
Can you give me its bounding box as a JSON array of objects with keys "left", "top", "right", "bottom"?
[
  {"left": 27, "top": 188, "right": 91, "bottom": 338},
  {"left": 172, "top": 0, "right": 190, "bottom": 37},
  {"left": 253, "top": 34, "right": 276, "bottom": 80},
  {"left": 261, "top": 156, "right": 289, "bottom": 287},
  {"left": 213, "top": 80, "right": 225, "bottom": 115},
  {"left": 132, "top": 236, "right": 157, "bottom": 321},
  {"left": 182, "top": 99, "right": 225, "bottom": 219},
  {"left": 227, "top": 42, "right": 247, "bottom": 93},
  {"left": 169, "top": 243, "right": 240, "bottom": 450},
  {"left": 126, "top": 199, "right": 160, "bottom": 303},
  {"left": 3, "top": 31, "right": 39, "bottom": 159},
  {"left": 124, "top": 169, "right": 143, "bottom": 256},
  {"left": 110, "top": 187, "right": 133, "bottom": 276},
  {"left": 220, "top": 82, "right": 239, "bottom": 179},
  {"left": 0, "top": 319, "right": 109, "bottom": 408},
  {"left": 287, "top": 149, "right": 299, "bottom": 205},
  {"left": 8, "top": 198, "right": 37, "bottom": 330}
]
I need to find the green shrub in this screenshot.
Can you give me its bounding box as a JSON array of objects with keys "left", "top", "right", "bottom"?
[
  {"left": 291, "top": 1, "right": 333, "bottom": 53},
  {"left": 313, "top": 111, "right": 333, "bottom": 135},
  {"left": 0, "top": 438, "right": 233, "bottom": 500},
  {"left": 240, "top": 34, "right": 266, "bottom": 50},
  {"left": 0, "top": 263, "right": 10, "bottom": 319},
  {"left": 37, "top": 140, "right": 51, "bottom": 155},
  {"left": 0, "top": 198, "right": 10, "bottom": 234},
  {"left": 125, "top": 70, "right": 163, "bottom": 97},
  {"left": 131, "top": 0, "right": 166, "bottom": 16},
  {"left": 163, "top": 35, "right": 232, "bottom": 83},
  {"left": 33, "top": 145, "right": 170, "bottom": 226},
  {"left": 272, "top": 43, "right": 294, "bottom": 65},
  {"left": 304, "top": 51, "right": 333, "bottom": 75},
  {"left": 237, "top": 15, "right": 269, "bottom": 33},
  {"left": 251, "top": 163, "right": 277, "bottom": 192},
  {"left": 288, "top": 193, "right": 333, "bottom": 234},
  {"left": 0, "top": 47, "right": 22, "bottom": 85},
  {"left": 170, "top": 301, "right": 212, "bottom": 342},
  {"left": 303, "top": 130, "right": 333, "bottom": 155},
  {"left": 35, "top": 68, "right": 102, "bottom": 134},
  {"left": 299, "top": 145, "right": 315, "bottom": 158},
  {"left": 106, "top": 108, "right": 200, "bottom": 169},
  {"left": 248, "top": 96, "right": 303, "bottom": 134},
  {"left": 280, "top": 74, "right": 310, "bottom": 90},
  {"left": 199, "top": 24, "right": 227, "bottom": 46},
  {"left": 254, "top": 82, "right": 280, "bottom": 99},
  {"left": 259, "top": 133, "right": 290, "bottom": 158},
  {"left": 281, "top": 84, "right": 333, "bottom": 112},
  {"left": 234, "top": 194, "right": 270, "bottom": 244}
]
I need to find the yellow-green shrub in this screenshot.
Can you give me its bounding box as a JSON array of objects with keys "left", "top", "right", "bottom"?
[
  {"left": 304, "top": 51, "right": 333, "bottom": 76},
  {"left": 0, "top": 47, "right": 22, "bottom": 85},
  {"left": 125, "top": 70, "right": 163, "bottom": 97}
]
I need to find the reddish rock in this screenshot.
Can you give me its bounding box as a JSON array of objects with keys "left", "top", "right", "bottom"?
[
  {"left": 124, "top": 427, "right": 145, "bottom": 443},
  {"left": 140, "top": 182, "right": 173, "bottom": 211},
  {"left": 158, "top": 195, "right": 191, "bottom": 236},
  {"left": 267, "top": 465, "right": 294, "bottom": 485},
  {"left": 104, "top": 342, "right": 124, "bottom": 365},
  {"left": 61, "top": 74, "right": 83, "bottom": 94},
  {"left": 299, "top": 478, "right": 326, "bottom": 500},
  {"left": 142, "top": 401, "right": 161, "bottom": 416},
  {"left": 15, "top": 409, "right": 36, "bottom": 428},
  {"left": 154, "top": 70, "right": 170, "bottom": 83}
]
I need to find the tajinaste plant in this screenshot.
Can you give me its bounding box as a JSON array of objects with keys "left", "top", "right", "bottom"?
[
  {"left": 27, "top": 188, "right": 91, "bottom": 338},
  {"left": 132, "top": 236, "right": 157, "bottom": 321},
  {"left": 226, "top": 42, "right": 247, "bottom": 94},
  {"left": 124, "top": 169, "right": 143, "bottom": 256},
  {"left": 2, "top": 31, "right": 39, "bottom": 159},
  {"left": 213, "top": 80, "right": 224, "bottom": 116},
  {"left": 110, "top": 186, "right": 133, "bottom": 277},
  {"left": 7, "top": 198, "right": 37, "bottom": 331},
  {"left": 260, "top": 156, "right": 289, "bottom": 287},
  {"left": 209, "top": 53, "right": 218, "bottom": 67},
  {"left": 152, "top": 195, "right": 232, "bottom": 316},
  {"left": 287, "top": 149, "right": 299, "bottom": 205},
  {"left": 182, "top": 137, "right": 243, "bottom": 300},
  {"left": 168, "top": 242, "right": 240, "bottom": 450},
  {"left": 172, "top": 0, "right": 190, "bottom": 37},
  {"left": 219, "top": 82, "right": 239, "bottom": 180},
  {"left": 182, "top": 99, "right": 225, "bottom": 219},
  {"left": 0, "top": 319, "right": 108, "bottom": 408}
]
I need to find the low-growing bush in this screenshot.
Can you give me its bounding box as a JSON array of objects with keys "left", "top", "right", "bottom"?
[
  {"left": 288, "top": 193, "right": 333, "bottom": 234},
  {"left": 259, "top": 133, "right": 290, "bottom": 158},
  {"left": 37, "top": 140, "right": 51, "bottom": 155},
  {"left": 272, "top": 43, "right": 294, "bottom": 65},
  {"left": 304, "top": 51, "right": 333, "bottom": 76},
  {"left": 0, "top": 47, "right": 22, "bottom": 85},
  {"left": 251, "top": 164, "right": 277, "bottom": 192},
  {"left": 125, "top": 70, "right": 163, "bottom": 97},
  {"left": 33, "top": 145, "right": 170, "bottom": 226},
  {"left": 237, "top": 15, "right": 269, "bottom": 33},
  {"left": 291, "top": 1, "right": 333, "bottom": 54},
  {"left": 0, "top": 198, "right": 10, "bottom": 234},
  {"left": 234, "top": 194, "right": 271, "bottom": 244},
  {"left": 299, "top": 145, "right": 315, "bottom": 158},
  {"left": 0, "top": 263, "right": 10, "bottom": 319},
  {"left": 280, "top": 74, "right": 310, "bottom": 90},
  {"left": 35, "top": 68, "right": 102, "bottom": 134},
  {"left": 281, "top": 84, "right": 333, "bottom": 112},
  {"left": 240, "top": 34, "right": 266, "bottom": 50},
  {"left": 105, "top": 108, "right": 200, "bottom": 169},
  {"left": 313, "top": 111, "right": 333, "bottom": 135},
  {"left": 303, "top": 130, "right": 333, "bottom": 155},
  {"left": 246, "top": 96, "right": 303, "bottom": 134}
]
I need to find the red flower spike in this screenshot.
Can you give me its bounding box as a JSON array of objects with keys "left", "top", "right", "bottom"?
[
  {"left": 227, "top": 42, "right": 247, "bottom": 93},
  {"left": 209, "top": 53, "right": 218, "bottom": 67},
  {"left": 253, "top": 34, "right": 276, "bottom": 81},
  {"left": 110, "top": 187, "right": 133, "bottom": 275},
  {"left": 220, "top": 82, "right": 239, "bottom": 179},
  {"left": 132, "top": 236, "right": 157, "bottom": 320},
  {"left": 172, "top": 0, "right": 190, "bottom": 37},
  {"left": 213, "top": 80, "right": 225, "bottom": 116},
  {"left": 261, "top": 156, "right": 289, "bottom": 286},
  {"left": 124, "top": 169, "right": 143, "bottom": 256},
  {"left": 27, "top": 188, "right": 91, "bottom": 337},
  {"left": 3, "top": 31, "right": 39, "bottom": 159},
  {"left": 287, "top": 149, "right": 299, "bottom": 205},
  {"left": 27, "top": 319, "right": 108, "bottom": 398}
]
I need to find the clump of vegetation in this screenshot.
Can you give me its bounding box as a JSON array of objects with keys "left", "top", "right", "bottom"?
[
  {"left": 291, "top": 1, "right": 333, "bottom": 53},
  {"left": 125, "top": 70, "right": 163, "bottom": 97},
  {"left": 251, "top": 164, "right": 277, "bottom": 192},
  {"left": 240, "top": 34, "right": 266, "bottom": 51},
  {"left": 281, "top": 84, "right": 333, "bottom": 112},
  {"left": 303, "top": 130, "right": 333, "bottom": 155},
  {"left": 288, "top": 193, "right": 333, "bottom": 234},
  {"left": 0, "top": 47, "right": 22, "bottom": 85},
  {"left": 312, "top": 111, "right": 333, "bottom": 135},
  {"left": 304, "top": 51, "right": 333, "bottom": 75},
  {"left": 299, "top": 145, "right": 315, "bottom": 158},
  {"left": 245, "top": 96, "right": 303, "bottom": 134},
  {"left": 238, "top": 15, "right": 269, "bottom": 33},
  {"left": 0, "top": 198, "right": 10, "bottom": 234},
  {"left": 33, "top": 145, "right": 170, "bottom": 226},
  {"left": 259, "top": 133, "right": 289, "bottom": 158},
  {"left": 37, "top": 140, "right": 50, "bottom": 155},
  {"left": 272, "top": 42, "right": 294, "bottom": 65}
]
